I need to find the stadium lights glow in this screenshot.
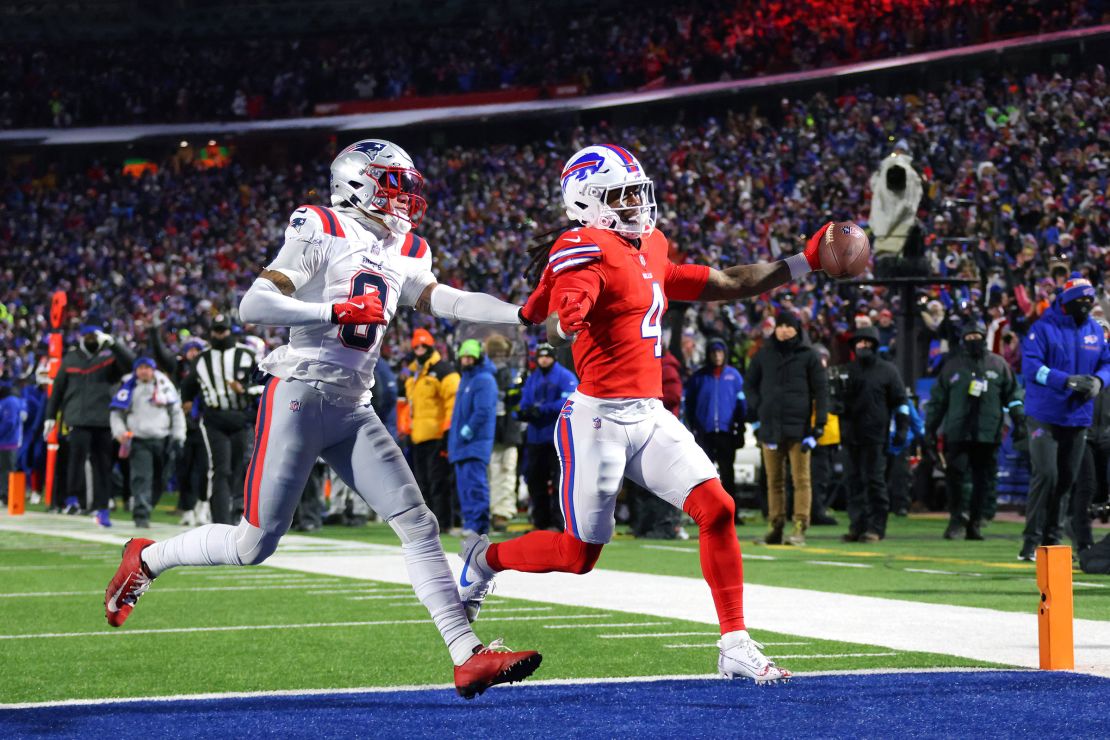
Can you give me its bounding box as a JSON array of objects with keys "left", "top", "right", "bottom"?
[
  {"left": 179, "top": 140, "right": 188, "bottom": 148},
  {"left": 208, "top": 139, "right": 216, "bottom": 146}
]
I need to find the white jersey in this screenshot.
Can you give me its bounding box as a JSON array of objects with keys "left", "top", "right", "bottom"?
[{"left": 259, "top": 204, "right": 435, "bottom": 404}]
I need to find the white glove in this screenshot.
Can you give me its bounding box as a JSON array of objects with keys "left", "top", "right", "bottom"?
[
  {"left": 43, "top": 419, "right": 56, "bottom": 441},
  {"left": 95, "top": 330, "right": 115, "bottom": 348}
]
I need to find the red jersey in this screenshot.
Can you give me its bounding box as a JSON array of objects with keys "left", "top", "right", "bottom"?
[{"left": 538, "top": 226, "right": 708, "bottom": 399}]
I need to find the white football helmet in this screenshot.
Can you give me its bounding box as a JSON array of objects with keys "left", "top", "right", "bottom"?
[
  {"left": 330, "top": 139, "right": 427, "bottom": 234},
  {"left": 560, "top": 144, "right": 656, "bottom": 237}
]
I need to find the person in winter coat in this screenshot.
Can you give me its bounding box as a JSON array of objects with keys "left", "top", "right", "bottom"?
[
  {"left": 1074, "top": 340, "right": 1110, "bottom": 555},
  {"left": 838, "top": 325, "right": 908, "bottom": 542},
  {"left": 745, "top": 312, "right": 828, "bottom": 546},
  {"left": 687, "top": 337, "right": 747, "bottom": 509},
  {"left": 44, "top": 324, "right": 135, "bottom": 524},
  {"left": 448, "top": 339, "right": 498, "bottom": 536},
  {"left": 0, "top": 379, "right": 26, "bottom": 506},
  {"left": 404, "top": 327, "right": 460, "bottom": 531},
  {"left": 518, "top": 344, "right": 577, "bottom": 530},
  {"left": 1020, "top": 275, "right": 1110, "bottom": 561},
  {"left": 925, "top": 319, "right": 1025, "bottom": 540},
  {"left": 109, "top": 358, "right": 187, "bottom": 527},
  {"left": 661, "top": 350, "right": 684, "bottom": 417},
  {"left": 485, "top": 333, "right": 524, "bottom": 532}
]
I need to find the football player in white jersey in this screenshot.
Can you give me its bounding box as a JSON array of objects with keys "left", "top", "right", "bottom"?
[{"left": 104, "top": 139, "right": 541, "bottom": 699}]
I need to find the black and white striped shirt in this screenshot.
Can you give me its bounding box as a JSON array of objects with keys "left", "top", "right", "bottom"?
[{"left": 183, "top": 344, "right": 260, "bottom": 412}]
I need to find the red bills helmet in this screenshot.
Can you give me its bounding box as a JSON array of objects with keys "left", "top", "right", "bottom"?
[
  {"left": 560, "top": 144, "right": 656, "bottom": 237},
  {"left": 330, "top": 139, "right": 427, "bottom": 234}
]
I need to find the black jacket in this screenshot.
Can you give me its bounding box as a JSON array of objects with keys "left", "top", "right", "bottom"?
[
  {"left": 745, "top": 338, "right": 829, "bottom": 444},
  {"left": 839, "top": 357, "right": 907, "bottom": 445},
  {"left": 46, "top": 342, "right": 135, "bottom": 428},
  {"left": 1088, "top": 387, "right": 1110, "bottom": 448}
]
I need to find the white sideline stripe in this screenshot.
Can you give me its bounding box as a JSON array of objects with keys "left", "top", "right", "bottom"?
[
  {"left": 807, "top": 561, "right": 874, "bottom": 569},
  {"left": 544, "top": 622, "right": 671, "bottom": 629},
  {"left": 1074, "top": 581, "right": 1108, "bottom": 589},
  {"left": 904, "top": 568, "right": 978, "bottom": 576},
  {"left": 600, "top": 632, "right": 715, "bottom": 639},
  {"left": 306, "top": 589, "right": 412, "bottom": 596},
  {"left": 346, "top": 594, "right": 423, "bottom": 601},
  {"left": 0, "top": 583, "right": 382, "bottom": 598},
  {"left": 665, "top": 645, "right": 899, "bottom": 658},
  {"left": 6, "top": 513, "right": 1110, "bottom": 676},
  {"left": 0, "top": 613, "right": 614, "bottom": 641},
  {"left": 0, "top": 667, "right": 1027, "bottom": 710}
]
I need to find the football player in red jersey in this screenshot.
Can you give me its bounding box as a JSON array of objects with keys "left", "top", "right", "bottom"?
[{"left": 458, "top": 144, "right": 834, "bottom": 684}]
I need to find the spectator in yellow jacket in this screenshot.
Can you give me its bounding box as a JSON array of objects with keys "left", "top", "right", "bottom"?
[{"left": 404, "top": 328, "right": 460, "bottom": 530}]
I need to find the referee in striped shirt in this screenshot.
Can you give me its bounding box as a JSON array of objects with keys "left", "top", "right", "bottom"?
[{"left": 181, "top": 314, "right": 261, "bottom": 524}]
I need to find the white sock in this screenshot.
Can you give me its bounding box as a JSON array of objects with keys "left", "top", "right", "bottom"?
[
  {"left": 141, "top": 524, "right": 243, "bottom": 577},
  {"left": 401, "top": 536, "right": 483, "bottom": 666},
  {"left": 720, "top": 629, "right": 751, "bottom": 649}
]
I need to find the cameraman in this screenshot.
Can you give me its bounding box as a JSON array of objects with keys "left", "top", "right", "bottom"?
[{"left": 1020, "top": 275, "right": 1110, "bottom": 561}]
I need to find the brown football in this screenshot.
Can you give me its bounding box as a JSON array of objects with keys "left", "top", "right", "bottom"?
[{"left": 818, "top": 221, "right": 871, "bottom": 278}]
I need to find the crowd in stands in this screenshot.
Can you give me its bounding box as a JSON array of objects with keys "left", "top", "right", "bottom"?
[
  {"left": 1, "top": 64, "right": 1109, "bottom": 561},
  {"left": 1, "top": 0, "right": 1103, "bottom": 129}
]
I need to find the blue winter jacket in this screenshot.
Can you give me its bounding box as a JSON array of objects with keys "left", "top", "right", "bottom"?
[
  {"left": 518, "top": 362, "right": 578, "bottom": 445},
  {"left": 448, "top": 357, "right": 498, "bottom": 463},
  {"left": 0, "top": 394, "right": 25, "bottom": 450},
  {"left": 685, "top": 366, "right": 746, "bottom": 434},
  {"left": 1022, "top": 300, "right": 1110, "bottom": 427}
]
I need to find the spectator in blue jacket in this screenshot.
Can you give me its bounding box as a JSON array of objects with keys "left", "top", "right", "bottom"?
[
  {"left": 1020, "top": 275, "right": 1110, "bottom": 561},
  {"left": 448, "top": 339, "right": 499, "bottom": 536},
  {"left": 0, "top": 379, "right": 26, "bottom": 505},
  {"left": 686, "top": 338, "right": 747, "bottom": 506},
  {"left": 518, "top": 344, "right": 577, "bottom": 531},
  {"left": 372, "top": 360, "right": 399, "bottom": 441}
]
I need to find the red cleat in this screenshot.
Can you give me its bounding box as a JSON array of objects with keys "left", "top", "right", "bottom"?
[
  {"left": 453, "top": 639, "right": 542, "bottom": 699},
  {"left": 105, "top": 538, "right": 155, "bottom": 627}
]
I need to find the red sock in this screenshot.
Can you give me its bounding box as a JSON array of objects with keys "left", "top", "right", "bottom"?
[
  {"left": 683, "top": 478, "right": 745, "bottom": 634},
  {"left": 486, "top": 530, "right": 603, "bottom": 575}
]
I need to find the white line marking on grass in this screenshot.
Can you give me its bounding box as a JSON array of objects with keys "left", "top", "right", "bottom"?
[
  {"left": 904, "top": 568, "right": 983, "bottom": 577},
  {"left": 305, "top": 589, "right": 411, "bottom": 596},
  {"left": 806, "top": 561, "right": 874, "bottom": 568},
  {"left": 0, "top": 584, "right": 410, "bottom": 598},
  {"left": 544, "top": 622, "right": 671, "bottom": 629},
  {"left": 664, "top": 645, "right": 899, "bottom": 658},
  {"left": 1074, "top": 581, "right": 1108, "bottom": 589},
  {"left": 346, "top": 594, "right": 424, "bottom": 601},
  {"left": 0, "top": 613, "right": 615, "bottom": 640},
  {"left": 474, "top": 607, "right": 554, "bottom": 614},
  {"left": 599, "top": 632, "right": 716, "bottom": 639},
  {"left": 0, "top": 667, "right": 1020, "bottom": 710}
]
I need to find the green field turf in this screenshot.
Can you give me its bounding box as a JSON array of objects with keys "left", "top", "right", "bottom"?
[{"left": 2, "top": 497, "right": 1105, "bottom": 705}]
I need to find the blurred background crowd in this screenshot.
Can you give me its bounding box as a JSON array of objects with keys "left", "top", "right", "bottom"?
[{"left": 1, "top": 0, "right": 1110, "bottom": 572}]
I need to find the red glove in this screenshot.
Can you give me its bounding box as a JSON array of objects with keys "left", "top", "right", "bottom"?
[
  {"left": 331, "top": 290, "right": 387, "bottom": 325},
  {"left": 520, "top": 281, "right": 551, "bottom": 325},
  {"left": 803, "top": 221, "right": 834, "bottom": 272},
  {"left": 557, "top": 293, "right": 591, "bottom": 335}
]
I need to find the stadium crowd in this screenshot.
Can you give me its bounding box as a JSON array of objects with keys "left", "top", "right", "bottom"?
[
  {"left": 1, "top": 64, "right": 1109, "bottom": 567},
  {"left": 1, "top": 0, "right": 1101, "bottom": 128}
]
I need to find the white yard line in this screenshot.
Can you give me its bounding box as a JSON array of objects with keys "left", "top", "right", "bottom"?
[
  {"left": 4, "top": 511, "right": 1109, "bottom": 676},
  {"left": 0, "top": 613, "right": 615, "bottom": 641},
  {"left": 544, "top": 622, "right": 671, "bottom": 629},
  {"left": 664, "top": 645, "right": 899, "bottom": 658},
  {"left": 599, "top": 632, "right": 715, "bottom": 639},
  {"left": 806, "top": 561, "right": 874, "bottom": 569},
  {"left": 0, "top": 667, "right": 1022, "bottom": 710}
]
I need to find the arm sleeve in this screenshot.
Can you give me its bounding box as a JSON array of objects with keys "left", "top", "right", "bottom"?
[
  {"left": 1002, "top": 364, "right": 1024, "bottom": 413},
  {"left": 428, "top": 284, "right": 523, "bottom": 325},
  {"left": 441, "top": 372, "right": 460, "bottom": 434},
  {"left": 148, "top": 328, "right": 178, "bottom": 376},
  {"left": 467, "top": 377, "right": 497, "bottom": 431},
  {"left": 810, "top": 355, "right": 828, "bottom": 430},
  {"left": 1021, "top": 324, "right": 1069, "bottom": 390},
  {"left": 109, "top": 409, "right": 127, "bottom": 439},
  {"left": 664, "top": 262, "right": 711, "bottom": 301},
  {"left": 265, "top": 211, "right": 327, "bottom": 290},
  {"left": 240, "top": 278, "right": 332, "bottom": 327},
  {"left": 924, "top": 371, "right": 949, "bottom": 434}
]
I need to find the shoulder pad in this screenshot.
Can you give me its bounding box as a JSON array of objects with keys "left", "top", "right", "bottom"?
[
  {"left": 398, "top": 232, "right": 431, "bottom": 260},
  {"left": 548, "top": 228, "right": 603, "bottom": 275},
  {"left": 289, "top": 205, "right": 346, "bottom": 238}
]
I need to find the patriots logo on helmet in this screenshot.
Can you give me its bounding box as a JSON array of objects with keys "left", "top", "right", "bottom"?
[
  {"left": 561, "top": 153, "right": 606, "bottom": 188},
  {"left": 342, "top": 141, "right": 387, "bottom": 157},
  {"left": 291, "top": 217, "right": 307, "bottom": 231}
]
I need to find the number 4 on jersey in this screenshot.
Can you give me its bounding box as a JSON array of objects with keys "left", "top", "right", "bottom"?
[{"left": 640, "top": 282, "right": 665, "bottom": 358}]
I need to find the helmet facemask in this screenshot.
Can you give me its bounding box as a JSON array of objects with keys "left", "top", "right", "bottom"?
[{"left": 594, "top": 179, "right": 656, "bottom": 237}]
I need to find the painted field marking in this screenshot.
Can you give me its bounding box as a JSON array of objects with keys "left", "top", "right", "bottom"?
[
  {"left": 473, "top": 607, "right": 554, "bottom": 614},
  {"left": 642, "top": 544, "right": 776, "bottom": 561},
  {"left": 0, "top": 584, "right": 410, "bottom": 598},
  {"left": 807, "top": 561, "right": 874, "bottom": 569},
  {"left": 0, "top": 613, "right": 615, "bottom": 641},
  {"left": 904, "top": 568, "right": 984, "bottom": 577},
  {"left": 599, "top": 632, "right": 716, "bottom": 639},
  {"left": 347, "top": 594, "right": 426, "bottom": 601},
  {"left": 664, "top": 645, "right": 899, "bottom": 658},
  {"left": 544, "top": 622, "right": 671, "bottom": 630},
  {"left": 0, "top": 667, "right": 1018, "bottom": 710},
  {"left": 306, "top": 589, "right": 411, "bottom": 596}
]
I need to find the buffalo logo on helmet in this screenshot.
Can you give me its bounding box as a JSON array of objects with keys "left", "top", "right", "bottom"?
[{"left": 561, "top": 152, "right": 606, "bottom": 188}]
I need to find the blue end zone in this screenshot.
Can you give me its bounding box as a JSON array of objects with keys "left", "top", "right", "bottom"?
[{"left": 3, "top": 671, "right": 1107, "bottom": 739}]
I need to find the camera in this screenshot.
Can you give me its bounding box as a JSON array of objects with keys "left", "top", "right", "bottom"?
[{"left": 1090, "top": 502, "right": 1110, "bottom": 524}]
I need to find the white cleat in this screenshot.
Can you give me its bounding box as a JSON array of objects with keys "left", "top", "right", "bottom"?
[
  {"left": 458, "top": 533, "right": 496, "bottom": 623},
  {"left": 179, "top": 510, "right": 196, "bottom": 527},
  {"left": 718, "top": 630, "right": 792, "bottom": 685}
]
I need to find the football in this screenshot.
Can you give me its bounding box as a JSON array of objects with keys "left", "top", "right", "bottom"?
[{"left": 819, "top": 221, "right": 871, "bottom": 278}]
